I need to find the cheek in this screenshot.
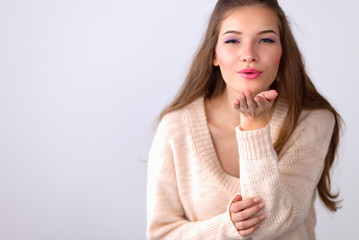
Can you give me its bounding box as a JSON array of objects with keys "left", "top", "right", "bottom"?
[
  {"left": 215, "top": 47, "right": 237, "bottom": 68},
  {"left": 270, "top": 48, "right": 282, "bottom": 68},
  {"left": 261, "top": 49, "right": 282, "bottom": 79}
]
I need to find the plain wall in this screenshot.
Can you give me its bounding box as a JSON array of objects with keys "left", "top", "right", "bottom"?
[{"left": 0, "top": 0, "right": 358, "bottom": 239}]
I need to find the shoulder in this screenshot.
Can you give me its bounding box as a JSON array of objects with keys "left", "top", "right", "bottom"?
[
  {"left": 155, "top": 97, "right": 205, "bottom": 139},
  {"left": 299, "top": 108, "right": 335, "bottom": 130},
  {"left": 278, "top": 108, "right": 336, "bottom": 158},
  {"left": 292, "top": 108, "right": 335, "bottom": 147},
  {"left": 275, "top": 99, "right": 335, "bottom": 128},
  {"left": 149, "top": 97, "right": 204, "bottom": 165}
]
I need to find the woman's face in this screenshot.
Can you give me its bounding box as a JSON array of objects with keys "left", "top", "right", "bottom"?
[{"left": 213, "top": 5, "right": 282, "bottom": 96}]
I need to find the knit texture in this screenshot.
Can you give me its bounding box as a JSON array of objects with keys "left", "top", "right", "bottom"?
[{"left": 147, "top": 96, "right": 335, "bottom": 240}]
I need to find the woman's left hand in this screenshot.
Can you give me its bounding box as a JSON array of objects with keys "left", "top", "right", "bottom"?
[{"left": 232, "top": 90, "right": 278, "bottom": 130}]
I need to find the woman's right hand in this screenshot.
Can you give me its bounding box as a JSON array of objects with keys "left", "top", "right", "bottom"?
[{"left": 229, "top": 194, "right": 266, "bottom": 237}]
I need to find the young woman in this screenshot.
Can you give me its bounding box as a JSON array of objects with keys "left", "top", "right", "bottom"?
[{"left": 147, "top": 0, "right": 342, "bottom": 239}]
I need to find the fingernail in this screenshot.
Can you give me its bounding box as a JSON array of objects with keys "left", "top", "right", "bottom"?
[
  {"left": 259, "top": 203, "right": 265, "bottom": 208},
  {"left": 260, "top": 214, "right": 266, "bottom": 220},
  {"left": 255, "top": 224, "right": 260, "bottom": 228},
  {"left": 254, "top": 198, "right": 260, "bottom": 203}
]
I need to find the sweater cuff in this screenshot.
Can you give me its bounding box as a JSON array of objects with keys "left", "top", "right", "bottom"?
[{"left": 235, "top": 124, "right": 276, "bottom": 160}]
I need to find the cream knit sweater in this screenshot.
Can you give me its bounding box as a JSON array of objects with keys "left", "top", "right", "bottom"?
[{"left": 147, "top": 96, "right": 334, "bottom": 240}]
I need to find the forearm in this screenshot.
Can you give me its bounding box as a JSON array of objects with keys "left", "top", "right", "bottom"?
[
  {"left": 236, "top": 124, "right": 329, "bottom": 240},
  {"left": 147, "top": 177, "right": 245, "bottom": 240},
  {"left": 147, "top": 210, "right": 243, "bottom": 240}
]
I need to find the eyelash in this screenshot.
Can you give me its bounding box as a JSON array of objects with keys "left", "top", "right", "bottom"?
[
  {"left": 260, "top": 38, "right": 275, "bottom": 43},
  {"left": 224, "top": 39, "right": 240, "bottom": 44},
  {"left": 224, "top": 38, "right": 275, "bottom": 44}
]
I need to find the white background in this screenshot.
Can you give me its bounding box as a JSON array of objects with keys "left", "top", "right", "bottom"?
[{"left": 0, "top": 0, "right": 358, "bottom": 239}]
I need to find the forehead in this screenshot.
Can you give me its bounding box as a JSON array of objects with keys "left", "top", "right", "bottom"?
[{"left": 219, "top": 5, "right": 280, "bottom": 34}]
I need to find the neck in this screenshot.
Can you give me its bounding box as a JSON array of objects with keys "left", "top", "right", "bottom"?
[
  {"left": 206, "top": 89, "right": 242, "bottom": 128},
  {"left": 205, "top": 88, "right": 277, "bottom": 129}
]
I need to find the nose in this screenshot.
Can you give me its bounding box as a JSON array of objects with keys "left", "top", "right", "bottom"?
[{"left": 240, "top": 43, "right": 257, "bottom": 62}]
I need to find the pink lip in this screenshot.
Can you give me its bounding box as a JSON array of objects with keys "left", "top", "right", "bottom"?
[{"left": 237, "top": 68, "right": 262, "bottom": 79}]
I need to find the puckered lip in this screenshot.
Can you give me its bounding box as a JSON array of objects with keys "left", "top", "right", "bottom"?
[
  {"left": 237, "top": 68, "right": 262, "bottom": 74},
  {"left": 237, "top": 68, "right": 262, "bottom": 79}
]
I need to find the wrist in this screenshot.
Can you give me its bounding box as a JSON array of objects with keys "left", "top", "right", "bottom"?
[{"left": 239, "top": 113, "right": 268, "bottom": 131}]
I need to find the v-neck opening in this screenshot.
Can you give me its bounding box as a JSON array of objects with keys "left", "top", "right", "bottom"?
[
  {"left": 186, "top": 96, "right": 287, "bottom": 194},
  {"left": 186, "top": 96, "right": 240, "bottom": 193}
]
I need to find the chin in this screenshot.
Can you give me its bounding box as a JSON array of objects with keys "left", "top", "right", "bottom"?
[
  {"left": 227, "top": 82, "right": 270, "bottom": 96},
  {"left": 239, "top": 87, "right": 265, "bottom": 95},
  {"left": 243, "top": 82, "right": 274, "bottom": 94}
]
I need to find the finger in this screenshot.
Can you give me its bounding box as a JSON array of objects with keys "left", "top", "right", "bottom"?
[
  {"left": 232, "top": 202, "right": 265, "bottom": 222},
  {"left": 235, "top": 214, "right": 266, "bottom": 230},
  {"left": 238, "top": 224, "right": 260, "bottom": 238},
  {"left": 230, "top": 197, "right": 261, "bottom": 213},
  {"left": 232, "top": 98, "right": 240, "bottom": 111},
  {"left": 230, "top": 194, "right": 242, "bottom": 213},
  {"left": 253, "top": 95, "right": 268, "bottom": 111},
  {"left": 239, "top": 93, "right": 248, "bottom": 110},
  {"left": 245, "top": 91, "right": 257, "bottom": 109},
  {"left": 229, "top": 194, "right": 242, "bottom": 215},
  {"left": 263, "top": 90, "right": 278, "bottom": 102},
  {"left": 232, "top": 194, "right": 242, "bottom": 203}
]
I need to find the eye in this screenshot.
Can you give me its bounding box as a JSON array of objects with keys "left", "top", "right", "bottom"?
[
  {"left": 224, "top": 39, "right": 240, "bottom": 44},
  {"left": 259, "top": 38, "right": 275, "bottom": 43}
]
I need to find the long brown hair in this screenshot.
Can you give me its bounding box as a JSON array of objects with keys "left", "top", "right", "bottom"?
[{"left": 160, "top": 0, "right": 342, "bottom": 212}]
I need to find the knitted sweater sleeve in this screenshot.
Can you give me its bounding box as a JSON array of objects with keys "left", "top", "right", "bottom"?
[
  {"left": 236, "top": 109, "right": 335, "bottom": 240},
  {"left": 146, "top": 115, "right": 242, "bottom": 240}
]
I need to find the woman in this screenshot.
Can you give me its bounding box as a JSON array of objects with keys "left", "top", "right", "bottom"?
[{"left": 147, "top": 0, "right": 342, "bottom": 239}]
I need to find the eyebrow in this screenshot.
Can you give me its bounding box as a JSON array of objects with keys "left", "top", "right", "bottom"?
[{"left": 222, "top": 30, "right": 278, "bottom": 36}]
